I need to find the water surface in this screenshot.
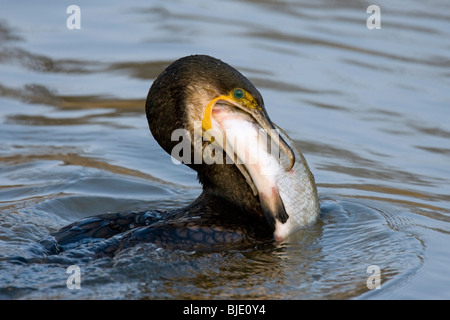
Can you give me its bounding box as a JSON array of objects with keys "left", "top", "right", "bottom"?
[{"left": 0, "top": 0, "right": 449, "bottom": 299}]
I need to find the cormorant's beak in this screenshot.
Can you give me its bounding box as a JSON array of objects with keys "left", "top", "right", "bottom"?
[
  {"left": 202, "top": 89, "right": 295, "bottom": 232},
  {"left": 202, "top": 91, "right": 295, "bottom": 171}
]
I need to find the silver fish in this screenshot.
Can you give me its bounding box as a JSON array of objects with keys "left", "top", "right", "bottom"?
[{"left": 214, "top": 110, "right": 320, "bottom": 241}]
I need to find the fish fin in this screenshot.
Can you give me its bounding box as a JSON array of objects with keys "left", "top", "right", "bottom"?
[{"left": 259, "top": 189, "right": 289, "bottom": 230}]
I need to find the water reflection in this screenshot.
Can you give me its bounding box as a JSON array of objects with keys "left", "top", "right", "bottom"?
[
  {"left": 4, "top": 198, "right": 421, "bottom": 300},
  {"left": 0, "top": 0, "right": 449, "bottom": 299}
]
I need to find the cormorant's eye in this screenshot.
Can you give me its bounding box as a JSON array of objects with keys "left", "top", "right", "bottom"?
[{"left": 233, "top": 88, "right": 245, "bottom": 100}]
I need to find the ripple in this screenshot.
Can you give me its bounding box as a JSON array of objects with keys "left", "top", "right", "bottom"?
[{"left": 0, "top": 0, "right": 448, "bottom": 300}]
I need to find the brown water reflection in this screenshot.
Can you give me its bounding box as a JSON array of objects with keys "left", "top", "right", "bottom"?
[{"left": 0, "top": 0, "right": 449, "bottom": 299}]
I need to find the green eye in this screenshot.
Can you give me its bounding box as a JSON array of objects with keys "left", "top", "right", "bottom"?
[{"left": 233, "top": 88, "right": 244, "bottom": 100}]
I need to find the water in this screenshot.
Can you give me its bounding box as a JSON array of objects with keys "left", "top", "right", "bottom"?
[{"left": 0, "top": 0, "right": 449, "bottom": 299}]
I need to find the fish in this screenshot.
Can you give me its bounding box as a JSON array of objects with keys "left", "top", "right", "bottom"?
[{"left": 212, "top": 105, "right": 320, "bottom": 241}]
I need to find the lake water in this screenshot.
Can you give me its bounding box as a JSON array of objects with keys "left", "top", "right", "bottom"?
[{"left": 0, "top": 0, "right": 449, "bottom": 299}]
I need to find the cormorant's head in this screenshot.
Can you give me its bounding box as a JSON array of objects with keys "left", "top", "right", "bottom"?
[{"left": 145, "top": 55, "right": 295, "bottom": 230}]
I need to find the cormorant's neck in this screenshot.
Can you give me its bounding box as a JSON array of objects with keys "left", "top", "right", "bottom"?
[
  {"left": 186, "top": 189, "right": 274, "bottom": 240},
  {"left": 196, "top": 162, "right": 264, "bottom": 219}
]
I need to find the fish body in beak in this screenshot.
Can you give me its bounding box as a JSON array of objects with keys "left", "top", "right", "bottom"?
[{"left": 204, "top": 96, "right": 319, "bottom": 241}]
